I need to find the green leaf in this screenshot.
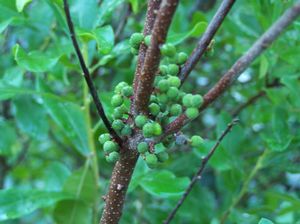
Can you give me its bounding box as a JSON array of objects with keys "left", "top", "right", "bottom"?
[
  {"left": 139, "top": 170, "right": 190, "bottom": 198},
  {"left": 53, "top": 200, "right": 92, "bottom": 224},
  {"left": 0, "top": 189, "right": 73, "bottom": 221},
  {"left": 0, "top": 121, "right": 18, "bottom": 156},
  {"left": 258, "top": 218, "right": 274, "bottom": 224},
  {"left": 13, "top": 44, "right": 60, "bottom": 73},
  {"left": 16, "top": 0, "right": 32, "bottom": 12},
  {"left": 167, "top": 22, "right": 207, "bottom": 45},
  {"left": 128, "top": 0, "right": 138, "bottom": 13},
  {"left": 259, "top": 55, "right": 269, "bottom": 79},
  {"left": 14, "top": 97, "right": 49, "bottom": 140},
  {"left": 97, "top": 0, "right": 124, "bottom": 26},
  {"left": 94, "top": 25, "right": 114, "bottom": 54}
]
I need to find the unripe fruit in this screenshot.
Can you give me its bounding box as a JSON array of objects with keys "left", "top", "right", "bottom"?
[
  {"left": 115, "top": 82, "right": 128, "bottom": 94},
  {"left": 182, "top": 93, "right": 193, "bottom": 108},
  {"left": 150, "top": 94, "right": 157, "bottom": 102},
  {"left": 111, "top": 94, "right": 123, "bottom": 107},
  {"left": 159, "top": 65, "right": 168, "bottom": 75},
  {"left": 149, "top": 103, "right": 160, "bottom": 116},
  {"left": 98, "top": 133, "right": 110, "bottom": 145},
  {"left": 153, "top": 122, "right": 162, "bottom": 136},
  {"left": 158, "top": 79, "right": 169, "bottom": 92},
  {"left": 161, "top": 43, "right": 176, "bottom": 57},
  {"left": 168, "top": 64, "right": 179, "bottom": 76},
  {"left": 191, "top": 94, "right": 203, "bottom": 107},
  {"left": 157, "top": 94, "right": 168, "bottom": 104},
  {"left": 154, "top": 143, "right": 166, "bottom": 153},
  {"left": 112, "top": 119, "right": 124, "bottom": 131},
  {"left": 145, "top": 154, "right": 158, "bottom": 166},
  {"left": 129, "top": 33, "right": 144, "bottom": 48},
  {"left": 185, "top": 107, "right": 199, "bottom": 119},
  {"left": 157, "top": 151, "right": 169, "bottom": 162},
  {"left": 106, "top": 151, "right": 120, "bottom": 163},
  {"left": 167, "top": 87, "right": 179, "bottom": 99},
  {"left": 103, "top": 141, "right": 118, "bottom": 153},
  {"left": 122, "top": 86, "right": 133, "bottom": 97},
  {"left": 191, "top": 135, "right": 204, "bottom": 147},
  {"left": 131, "top": 47, "right": 139, "bottom": 55},
  {"left": 135, "top": 115, "right": 148, "bottom": 128},
  {"left": 170, "top": 104, "right": 182, "bottom": 116},
  {"left": 143, "top": 123, "right": 154, "bottom": 138},
  {"left": 121, "top": 125, "right": 132, "bottom": 136},
  {"left": 154, "top": 76, "right": 163, "bottom": 86},
  {"left": 177, "top": 52, "right": 188, "bottom": 64},
  {"left": 168, "top": 76, "right": 181, "bottom": 88},
  {"left": 144, "top": 35, "right": 151, "bottom": 46},
  {"left": 137, "top": 142, "right": 149, "bottom": 154},
  {"left": 113, "top": 107, "right": 123, "bottom": 119}
]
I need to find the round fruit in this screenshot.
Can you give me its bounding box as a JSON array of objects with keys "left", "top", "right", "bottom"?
[
  {"left": 112, "top": 119, "right": 124, "bottom": 131},
  {"left": 114, "top": 82, "right": 128, "bottom": 94},
  {"left": 168, "top": 76, "right": 181, "bottom": 88},
  {"left": 129, "top": 33, "right": 144, "bottom": 48},
  {"left": 135, "top": 115, "right": 148, "bottom": 128},
  {"left": 122, "top": 86, "right": 133, "bottom": 97},
  {"left": 160, "top": 43, "right": 176, "bottom": 57},
  {"left": 137, "top": 142, "right": 149, "bottom": 154},
  {"left": 149, "top": 103, "right": 160, "bottom": 116},
  {"left": 170, "top": 104, "right": 182, "bottom": 116},
  {"left": 185, "top": 107, "right": 199, "bottom": 119},
  {"left": 150, "top": 94, "right": 157, "bottom": 102},
  {"left": 111, "top": 94, "right": 123, "bottom": 107},
  {"left": 106, "top": 151, "right": 120, "bottom": 163},
  {"left": 158, "top": 79, "right": 169, "bottom": 92},
  {"left": 177, "top": 52, "right": 188, "bottom": 64},
  {"left": 157, "top": 151, "right": 169, "bottom": 162},
  {"left": 121, "top": 125, "right": 132, "bottom": 136},
  {"left": 143, "top": 123, "right": 154, "bottom": 138},
  {"left": 182, "top": 93, "right": 193, "bottom": 108},
  {"left": 145, "top": 154, "right": 158, "bottom": 166},
  {"left": 113, "top": 107, "right": 123, "bottom": 119},
  {"left": 103, "top": 141, "right": 118, "bottom": 153},
  {"left": 191, "top": 135, "right": 204, "bottom": 147},
  {"left": 98, "top": 133, "right": 110, "bottom": 145},
  {"left": 157, "top": 93, "right": 168, "bottom": 104},
  {"left": 167, "top": 87, "right": 179, "bottom": 99},
  {"left": 191, "top": 94, "right": 203, "bottom": 107},
  {"left": 131, "top": 47, "right": 139, "bottom": 55},
  {"left": 144, "top": 35, "right": 151, "bottom": 46},
  {"left": 159, "top": 65, "right": 168, "bottom": 75},
  {"left": 153, "top": 122, "right": 162, "bottom": 136},
  {"left": 168, "top": 64, "right": 179, "bottom": 76}
]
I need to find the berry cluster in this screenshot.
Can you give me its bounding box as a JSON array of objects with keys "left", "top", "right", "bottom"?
[{"left": 98, "top": 33, "right": 204, "bottom": 168}]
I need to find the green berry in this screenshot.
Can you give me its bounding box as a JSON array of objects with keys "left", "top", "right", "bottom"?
[
  {"left": 168, "top": 76, "right": 181, "bottom": 88},
  {"left": 131, "top": 47, "right": 139, "bottom": 55},
  {"left": 106, "top": 151, "right": 120, "bottom": 163},
  {"left": 144, "top": 35, "right": 151, "bottom": 46},
  {"left": 129, "top": 33, "right": 144, "bottom": 48},
  {"left": 159, "top": 65, "right": 168, "bottom": 75},
  {"left": 153, "top": 122, "right": 162, "bottom": 136},
  {"left": 137, "top": 142, "right": 149, "bottom": 154},
  {"left": 115, "top": 82, "right": 128, "bottom": 94},
  {"left": 185, "top": 107, "right": 199, "bottom": 119},
  {"left": 154, "top": 76, "right": 163, "bottom": 86},
  {"left": 111, "top": 94, "right": 123, "bottom": 107},
  {"left": 168, "top": 64, "right": 179, "bottom": 76},
  {"left": 157, "top": 151, "right": 169, "bottom": 162},
  {"left": 143, "top": 123, "right": 154, "bottom": 138},
  {"left": 154, "top": 143, "right": 166, "bottom": 153},
  {"left": 135, "top": 115, "right": 148, "bottom": 128},
  {"left": 150, "top": 94, "right": 157, "bottom": 102},
  {"left": 157, "top": 94, "right": 168, "bottom": 104},
  {"left": 145, "top": 154, "right": 158, "bottom": 166},
  {"left": 158, "top": 79, "right": 169, "bottom": 92},
  {"left": 177, "top": 52, "right": 188, "bottom": 64},
  {"left": 122, "top": 86, "right": 133, "bottom": 97},
  {"left": 191, "top": 135, "right": 204, "bottom": 147},
  {"left": 103, "top": 141, "right": 118, "bottom": 153},
  {"left": 191, "top": 94, "right": 203, "bottom": 107},
  {"left": 98, "top": 133, "right": 111, "bottom": 145},
  {"left": 167, "top": 87, "right": 179, "bottom": 99},
  {"left": 112, "top": 119, "right": 124, "bottom": 131},
  {"left": 113, "top": 107, "right": 123, "bottom": 119},
  {"left": 121, "top": 125, "right": 132, "bottom": 136},
  {"left": 182, "top": 94, "right": 193, "bottom": 108},
  {"left": 149, "top": 103, "right": 160, "bottom": 116},
  {"left": 161, "top": 43, "right": 176, "bottom": 57},
  {"left": 170, "top": 104, "right": 182, "bottom": 116}
]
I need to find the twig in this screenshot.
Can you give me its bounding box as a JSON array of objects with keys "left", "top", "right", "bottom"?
[
  {"left": 179, "top": 0, "right": 236, "bottom": 85},
  {"left": 63, "top": 0, "right": 122, "bottom": 145},
  {"left": 164, "top": 119, "right": 239, "bottom": 224},
  {"left": 162, "top": 1, "right": 300, "bottom": 139},
  {"left": 134, "top": 0, "right": 179, "bottom": 114}
]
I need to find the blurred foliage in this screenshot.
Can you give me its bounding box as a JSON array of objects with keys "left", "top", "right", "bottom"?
[{"left": 0, "top": 0, "right": 300, "bottom": 223}]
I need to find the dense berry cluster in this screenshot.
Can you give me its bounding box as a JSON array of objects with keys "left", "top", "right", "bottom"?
[{"left": 98, "top": 33, "right": 204, "bottom": 168}]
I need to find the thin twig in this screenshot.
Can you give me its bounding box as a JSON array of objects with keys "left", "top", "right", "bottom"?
[
  {"left": 162, "top": 1, "right": 300, "bottom": 139},
  {"left": 164, "top": 119, "right": 239, "bottom": 224},
  {"left": 134, "top": 0, "right": 179, "bottom": 114},
  {"left": 63, "top": 0, "right": 122, "bottom": 145},
  {"left": 179, "top": 0, "right": 236, "bottom": 85}
]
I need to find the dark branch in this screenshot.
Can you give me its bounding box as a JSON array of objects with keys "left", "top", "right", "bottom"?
[
  {"left": 179, "top": 0, "right": 236, "bottom": 85},
  {"left": 162, "top": 1, "right": 300, "bottom": 138},
  {"left": 63, "top": 0, "right": 122, "bottom": 145},
  {"left": 134, "top": 0, "right": 179, "bottom": 114},
  {"left": 164, "top": 119, "right": 239, "bottom": 224}
]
